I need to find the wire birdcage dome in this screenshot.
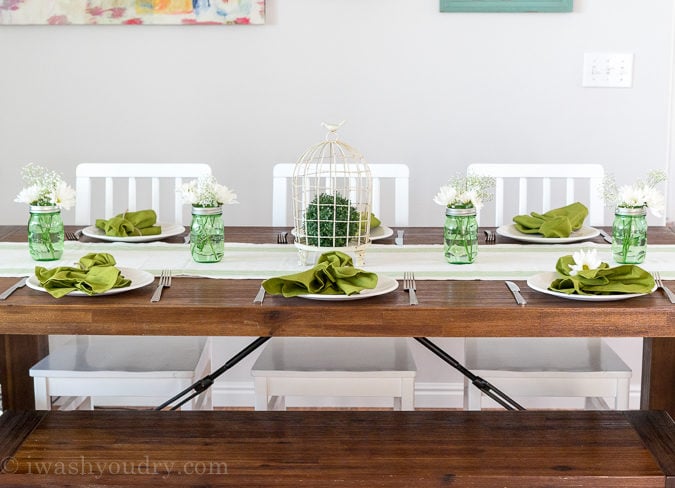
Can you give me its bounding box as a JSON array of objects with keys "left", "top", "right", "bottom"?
[{"left": 292, "top": 123, "right": 373, "bottom": 265}]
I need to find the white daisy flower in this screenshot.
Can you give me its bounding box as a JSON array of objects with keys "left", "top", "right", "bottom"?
[
  {"left": 433, "top": 185, "right": 457, "bottom": 207},
  {"left": 568, "top": 249, "right": 602, "bottom": 276}
]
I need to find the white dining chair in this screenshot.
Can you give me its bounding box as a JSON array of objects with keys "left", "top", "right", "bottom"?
[
  {"left": 250, "top": 163, "right": 417, "bottom": 411},
  {"left": 29, "top": 163, "right": 214, "bottom": 410},
  {"left": 463, "top": 163, "right": 631, "bottom": 410},
  {"left": 30, "top": 337, "right": 212, "bottom": 410}
]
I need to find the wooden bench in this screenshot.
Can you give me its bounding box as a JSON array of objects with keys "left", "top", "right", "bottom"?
[{"left": 1, "top": 409, "right": 674, "bottom": 487}]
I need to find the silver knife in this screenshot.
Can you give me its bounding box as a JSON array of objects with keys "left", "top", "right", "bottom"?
[
  {"left": 253, "top": 286, "right": 265, "bottom": 304},
  {"left": 505, "top": 281, "right": 527, "bottom": 306},
  {"left": 0, "top": 277, "right": 28, "bottom": 300},
  {"left": 599, "top": 230, "right": 613, "bottom": 243}
]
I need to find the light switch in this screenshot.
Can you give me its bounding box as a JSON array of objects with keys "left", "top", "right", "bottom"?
[{"left": 582, "top": 53, "right": 634, "bottom": 88}]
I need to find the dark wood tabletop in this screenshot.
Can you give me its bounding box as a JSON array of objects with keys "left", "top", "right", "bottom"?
[{"left": 1, "top": 225, "right": 674, "bottom": 414}]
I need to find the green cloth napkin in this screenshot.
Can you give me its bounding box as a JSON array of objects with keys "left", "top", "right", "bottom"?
[
  {"left": 549, "top": 255, "right": 655, "bottom": 295},
  {"left": 95, "top": 210, "right": 161, "bottom": 237},
  {"left": 262, "top": 251, "right": 378, "bottom": 297},
  {"left": 513, "top": 202, "right": 588, "bottom": 238},
  {"left": 35, "top": 253, "right": 131, "bottom": 298}
]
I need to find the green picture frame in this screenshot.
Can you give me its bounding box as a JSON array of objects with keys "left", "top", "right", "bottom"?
[{"left": 440, "top": 0, "right": 572, "bottom": 13}]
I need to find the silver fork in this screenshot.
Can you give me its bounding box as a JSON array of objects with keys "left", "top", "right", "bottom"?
[
  {"left": 653, "top": 272, "right": 675, "bottom": 304},
  {"left": 484, "top": 229, "right": 496, "bottom": 244},
  {"left": 65, "top": 230, "right": 82, "bottom": 241},
  {"left": 150, "top": 269, "right": 172, "bottom": 303},
  {"left": 403, "top": 271, "right": 419, "bottom": 306},
  {"left": 277, "top": 232, "right": 288, "bottom": 244}
]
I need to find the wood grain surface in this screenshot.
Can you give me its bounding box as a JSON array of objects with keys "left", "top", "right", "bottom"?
[{"left": 0, "top": 409, "right": 672, "bottom": 487}]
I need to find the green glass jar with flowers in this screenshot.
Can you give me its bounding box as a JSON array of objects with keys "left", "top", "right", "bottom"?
[
  {"left": 443, "top": 206, "right": 478, "bottom": 264},
  {"left": 14, "top": 163, "right": 76, "bottom": 261},
  {"left": 181, "top": 175, "right": 238, "bottom": 263},
  {"left": 612, "top": 206, "right": 648, "bottom": 264},
  {"left": 434, "top": 173, "right": 494, "bottom": 264},
  {"left": 602, "top": 169, "right": 666, "bottom": 264}
]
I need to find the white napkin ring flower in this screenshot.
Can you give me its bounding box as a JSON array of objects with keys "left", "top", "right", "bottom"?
[{"left": 568, "top": 249, "right": 602, "bottom": 276}]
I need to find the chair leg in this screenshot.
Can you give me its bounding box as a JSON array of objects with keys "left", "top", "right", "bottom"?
[
  {"left": 399, "top": 378, "right": 415, "bottom": 411},
  {"left": 615, "top": 378, "right": 630, "bottom": 410},
  {"left": 33, "top": 377, "right": 50, "bottom": 410},
  {"left": 463, "top": 379, "right": 482, "bottom": 411},
  {"left": 254, "top": 377, "right": 270, "bottom": 411}
]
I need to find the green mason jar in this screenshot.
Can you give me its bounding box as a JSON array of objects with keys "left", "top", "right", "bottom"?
[
  {"left": 611, "top": 206, "right": 647, "bottom": 264},
  {"left": 444, "top": 206, "right": 478, "bottom": 264},
  {"left": 28, "top": 205, "right": 64, "bottom": 261},
  {"left": 190, "top": 206, "right": 225, "bottom": 263}
]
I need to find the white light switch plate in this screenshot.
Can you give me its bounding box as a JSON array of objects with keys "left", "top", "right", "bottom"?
[{"left": 582, "top": 53, "right": 634, "bottom": 88}]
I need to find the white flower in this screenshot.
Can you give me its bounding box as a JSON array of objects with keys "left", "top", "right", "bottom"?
[
  {"left": 458, "top": 189, "right": 483, "bottom": 210},
  {"left": 181, "top": 175, "right": 238, "bottom": 207},
  {"left": 617, "top": 185, "right": 645, "bottom": 207},
  {"left": 642, "top": 186, "right": 665, "bottom": 217},
  {"left": 14, "top": 164, "right": 75, "bottom": 210},
  {"left": 14, "top": 184, "right": 42, "bottom": 205},
  {"left": 433, "top": 173, "right": 494, "bottom": 209},
  {"left": 433, "top": 185, "right": 457, "bottom": 207},
  {"left": 602, "top": 169, "right": 666, "bottom": 216},
  {"left": 215, "top": 184, "right": 238, "bottom": 205},
  {"left": 180, "top": 181, "right": 199, "bottom": 206},
  {"left": 51, "top": 181, "right": 77, "bottom": 210},
  {"left": 568, "top": 249, "right": 602, "bottom": 276}
]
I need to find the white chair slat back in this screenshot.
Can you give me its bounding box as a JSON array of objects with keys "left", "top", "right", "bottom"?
[
  {"left": 467, "top": 163, "right": 605, "bottom": 226},
  {"left": 75, "top": 163, "right": 212, "bottom": 225}
]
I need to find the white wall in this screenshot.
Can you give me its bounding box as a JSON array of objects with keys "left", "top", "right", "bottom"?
[
  {"left": 4, "top": 0, "right": 673, "bottom": 409},
  {"left": 1, "top": 0, "right": 673, "bottom": 226}
]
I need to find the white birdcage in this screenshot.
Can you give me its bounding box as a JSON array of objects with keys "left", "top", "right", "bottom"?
[{"left": 292, "top": 123, "right": 373, "bottom": 265}]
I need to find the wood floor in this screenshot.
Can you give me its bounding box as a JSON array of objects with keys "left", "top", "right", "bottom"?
[{"left": 1, "top": 409, "right": 673, "bottom": 487}]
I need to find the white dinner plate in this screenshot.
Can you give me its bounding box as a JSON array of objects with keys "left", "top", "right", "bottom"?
[
  {"left": 26, "top": 267, "right": 155, "bottom": 297},
  {"left": 290, "top": 225, "right": 394, "bottom": 242},
  {"left": 370, "top": 225, "right": 394, "bottom": 240},
  {"left": 526, "top": 271, "right": 655, "bottom": 302},
  {"left": 496, "top": 224, "right": 600, "bottom": 244},
  {"left": 296, "top": 275, "right": 399, "bottom": 301},
  {"left": 81, "top": 223, "right": 185, "bottom": 243}
]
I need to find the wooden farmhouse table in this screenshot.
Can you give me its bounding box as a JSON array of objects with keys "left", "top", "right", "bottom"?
[{"left": 0, "top": 225, "right": 674, "bottom": 417}]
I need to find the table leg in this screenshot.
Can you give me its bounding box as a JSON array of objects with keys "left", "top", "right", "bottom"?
[
  {"left": 0, "top": 335, "right": 48, "bottom": 411},
  {"left": 641, "top": 337, "right": 675, "bottom": 417}
]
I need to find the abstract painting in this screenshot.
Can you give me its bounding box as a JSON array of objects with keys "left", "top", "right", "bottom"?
[{"left": 0, "top": 0, "right": 265, "bottom": 25}]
